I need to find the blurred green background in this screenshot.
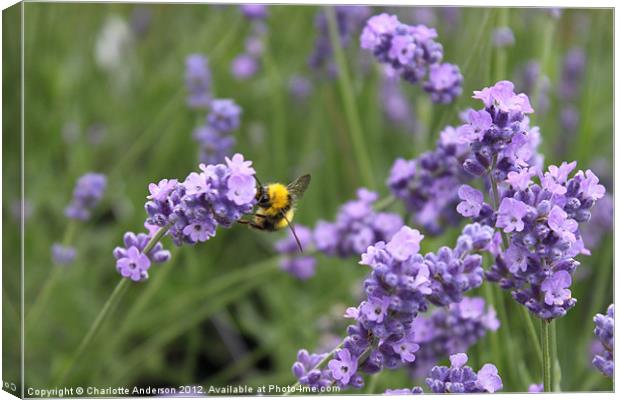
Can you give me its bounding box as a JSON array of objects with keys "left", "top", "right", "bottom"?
[{"left": 2, "top": 3, "right": 613, "bottom": 394}]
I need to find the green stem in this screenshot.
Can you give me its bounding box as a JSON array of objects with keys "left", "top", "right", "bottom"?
[
  {"left": 541, "top": 320, "right": 552, "bottom": 392},
  {"left": 532, "top": 14, "right": 555, "bottom": 112},
  {"left": 582, "top": 371, "right": 605, "bottom": 391},
  {"left": 492, "top": 286, "right": 519, "bottom": 387},
  {"left": 494, "top": 9, "right": 509, "bottom": 82},
  {"left": 415, "top": 98, "right": 432, "bottom": 151},
  {"left": 110, "top": 275, "right": 276, "bottom": 385},
  {"left": 487, "top": 167, "right": 528, "bottom": 388},
  {"left": 366, "top": 372, "right": 380, "bottom": 394},
  {"left": 55, "top": 226, "right": 169, "bottom": 384},
  {"left": 143, "top": 225, "right": 170, "bottom": 254},
  {"left": 262, "top": 42, "right": 287, "bottom": 172},
  {"left": 207, "top": 345, "right": 271, "bottom": 385},
  {"left": 488, "top": 161, "right": 547, "bottom": 389},
  {"left": 483, "top": 283, "right": 502, "bottom": 370},
  {"left": 283, "top": 341, "right": 344, "bottom": 395},
  {"left": 520, "top": 306, "right": 543, "bottom": 366},
  {"left": 26, "top": 219, "right": 79, "bottom": 327},
  {"left": 324, "top": 6, "right": 375, "bottom": 188},
  {"left": 429, "top": 9, "right": 493, "bottom": 139},
  {"left": 374, "top": 195, "right": 396, "bottom": 211},
  {"left": 97, "top": 257, "right": 279, "bottom": 380},
  {"left": 56, "top": 278, "right": 130, "bottom": 385},
  {"left": 517, "top": 360, "right": 534, "bottom": 389},
  {"left": 550, "top": 320, "right": 561, "bottom": 391},
  {"left": 110, "top": 90, "right": 184, "bottom": 177},
  {"left": 100, "top": 248, "right": 178, "bottom": 357},
  {"left": 129, "top": 256, "right": 281, "bottom": 331}
]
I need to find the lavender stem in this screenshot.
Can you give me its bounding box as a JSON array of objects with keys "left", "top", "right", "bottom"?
[
  {"left": 488, "top": 162, "right": 543, "bottom": 385},
  {"left": 25, "top": 220, "right": 79, "bottom": 328},
  {"left": 56, "top": 278, "right": 130, "bottom": 386},
  {"left": 56, "top": 226, "right": 170, "bottom": 385},
  {"left": 541, "top": 320, "right": 552, "bottom": 392},
  {"left": 325, "top": 6, "right": 375, "bottom": 188}
]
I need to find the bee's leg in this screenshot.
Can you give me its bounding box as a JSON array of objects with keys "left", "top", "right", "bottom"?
[
  {"left": 237, "top": 219, "right": 267, "bottom": 230},
  {"left": 249, "top": 223, "right": 266, "bottom": 230},
  {"left": 254, "top": 213, "right": 268, "bottom": 219}
]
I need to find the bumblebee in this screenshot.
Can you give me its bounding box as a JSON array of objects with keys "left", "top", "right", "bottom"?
[{"left": 241, "top": 174, "right": 311, "bottom": 252}]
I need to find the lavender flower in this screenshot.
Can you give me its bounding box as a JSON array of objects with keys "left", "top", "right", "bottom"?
[
  {"left": 456, "top": 185, "right": 484, "bottom": 218},
  {"left": 130, "top": 5, "right": 152, "bottom": 38},
  {"left": 592, "top": 304, "right": 614, "bottom": 378},
  {"left": 409, "top": 297, "right": 499, "bottom": 378},
  {"left": 64, "top": 173, "right": 107, "bottom": 221},
  {"left": 207, "top": 99, "right": 242, "bottom": 133},
  {"left": 384, "top": 387, "right": 423, "bottom": 394},
  {"left": 113, "top": 231, "right": 171, "bottom": 282},
  {"left": 145, "top": 153, "right": 257, "bottom": 247},
  {"left": 441, "top": 8, "right": 461, "bottom": 25},
  {"left": 293, "top": 223, "right": 488, "bottom": 390},
  {"left": 292, "top": 350, "right": 335, "bottom": 389},
  {"left": 288, "top": 75, "right": 313, "bottom": 102},
  {"left": 245, "top": 35, "right": 264, "bottom": 58},
  {"left": 481, "top": 162, "right": 606, "bottom": 320},
  {"left": 239, "top": 4, "right": 268, "bottom": 20},
  {"left": 185, "top": 54, "right": 211, "bottom": 109},
  {"left": 51, "top": 244, "right": 77, "bottom": 265},
  {"left": 453, "top": 81, "right": 608, "bottom": 321},
  {"left": 424, "top": 224, "right": 493, "bottom": 306},
  {"left": 193, "top": 125, "right": 236, "bottom": 165},
  {"left": 556, "top": 48, "right": 586, "bottom": 153},
  {"left": 423, "top": 63, "right": 463, "bottom": 104},
  {"left": 529, "top": 383, "right": 544, "bottom": 392},
  {"left": 380, "top": 74, "right": 416, "bottom": 128},
  {"left": 426, "top": 353, "right": 503, "bottom": 393},
  {"left": 457, "top": 80, "right": 542, "bottom": 181},
  {"left": 275, "top": 225, "right": 316, "bottom": 280},
  {"left": 309, "top": 6, "right": 370, "bottom": 73},
  {"left": 313, "top": 188, "right": 403, "bottom": 258},
  {"left": 411, "top": 7, "right": 436, "bottom": 25},
  {"left": 388, "top": 126, "right": 471, "bottom": 234},
  {"left": 328, "top": 348, "right": 358, "bottom": 385},
  {"left": 360, "top": 14, "right": 437, "bottom": 82},
  {"left": 361, "top": 13, "right": 461, "bottom": 102},
  {"left": 559, "top": 47, "right": 586, "bottom": 100},
  {"left": 517, "top": 60, "right": 541, "bottom": 96},
  {"left": 560, "top": 106, "right": 579, "bottom": 134},
  {"left": 231, "top": 54, "right": 259, "bottom": 80},
  {"left": 492, "top": 27, "right": 515, "bottom": 47},
  {"left": 230, "top": 24, "right": 265, "bottom": 81},
  {"left": 191, "top": 97, "right": 242, "bottom": 164},
  {"left": 293, "top": 226, "right": 428, "bottom": 389}
]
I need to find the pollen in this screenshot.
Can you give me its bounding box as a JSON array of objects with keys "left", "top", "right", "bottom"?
[{"left": 267, "top": 183, "right": 290, "bottom": 211}]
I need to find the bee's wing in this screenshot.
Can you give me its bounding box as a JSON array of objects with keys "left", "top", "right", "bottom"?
[{"left": 286, "top": 174, "right": 311, "bottom": 199}]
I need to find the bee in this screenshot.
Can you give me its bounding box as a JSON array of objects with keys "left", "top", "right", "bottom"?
[{"left": 240, "top": 174, "right": 311, "bottom": 252}]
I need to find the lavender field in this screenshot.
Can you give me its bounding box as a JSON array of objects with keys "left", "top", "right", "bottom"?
[{"left": 2, "top": 3, "right": 613, "bottom": 395}]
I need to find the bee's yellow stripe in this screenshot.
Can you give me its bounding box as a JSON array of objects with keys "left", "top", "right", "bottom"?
[{"left": 276, "top": 209, "right": 295, "bottom": 230}]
